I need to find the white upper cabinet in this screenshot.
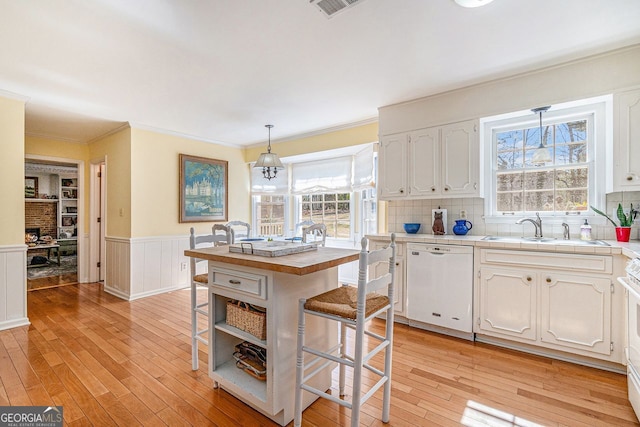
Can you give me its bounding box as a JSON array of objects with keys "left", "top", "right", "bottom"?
[
  {"left": 440, "top": 121, "right": 478, "bottom": 196},
  {"left": 378, "top": 133, "right": 408, "bottom": 198},
  {"left": 614, "top": 88, "right": 640, "bottom": 191},
  {"left": 378, "top": 119, "right": 479, "bottom": 200}
]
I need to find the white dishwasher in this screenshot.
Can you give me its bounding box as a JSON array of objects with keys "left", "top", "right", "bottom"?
[{"left": 406, "top": 243, "right": 474, "bottom": 340}]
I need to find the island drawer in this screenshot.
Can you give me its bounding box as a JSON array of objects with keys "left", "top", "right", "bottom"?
[{"left": 210, "top": 268, "right": 267, "bottom": 299}]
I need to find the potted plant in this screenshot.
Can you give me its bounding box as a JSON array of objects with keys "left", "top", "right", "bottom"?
[{"left": 590, "top": 203, "right": 637, "bottom": 242}]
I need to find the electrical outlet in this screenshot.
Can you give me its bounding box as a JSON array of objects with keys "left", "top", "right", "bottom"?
[
  {"left": 460, "top": 210, "right": 467, "bottom": 219},
  {"left": 180, "top": 262, "right": 187, "bottom": 271}
]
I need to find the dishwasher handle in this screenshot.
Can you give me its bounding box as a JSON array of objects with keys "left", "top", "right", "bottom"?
[{"left": 411, "top": 250, "right": 445, "bottom": 256}]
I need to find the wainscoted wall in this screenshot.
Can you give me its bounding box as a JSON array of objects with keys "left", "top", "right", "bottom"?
[
  {"left": 105, "top": 235, "right": 191, "bottom": 301},
  {"left": 386, "top": 192, "right": 640, "bottom": 241},
  {"left": 0, "top": 245, "right": 29, "bottom": 331}
]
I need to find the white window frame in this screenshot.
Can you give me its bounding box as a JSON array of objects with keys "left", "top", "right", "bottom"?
[
  {"left": 481, "top": 95, "right": 612, "bottom": 226},
  {"left": 295, "top": 192, "right": 354, "bottom": 242},
  {"left": 252, "top": 194, "right": 289, "bottom": 237}
]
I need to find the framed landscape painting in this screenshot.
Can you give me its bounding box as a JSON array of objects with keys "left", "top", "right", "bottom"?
[
  {"left": 25, "top": 176, "right": 38, "bottom": 198},
  {"left": 179, "top": 154, "right": 228, "bottom": 223}
]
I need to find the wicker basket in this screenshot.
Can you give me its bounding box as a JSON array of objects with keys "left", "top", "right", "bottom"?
[{"left": 226, "top": 300, "right": 267, "bottom": 340}]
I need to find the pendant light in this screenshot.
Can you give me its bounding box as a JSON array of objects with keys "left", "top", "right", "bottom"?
[
  {"left": 531, "top": 106, "right": 552, "bottom": 165},
  {"left": 254, "top": 124, "right": 283, "bottom": 180}
]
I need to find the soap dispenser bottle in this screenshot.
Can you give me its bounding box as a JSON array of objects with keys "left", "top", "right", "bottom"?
[{"left": 580, "top": 219, "right": 592, "bottom": 241}]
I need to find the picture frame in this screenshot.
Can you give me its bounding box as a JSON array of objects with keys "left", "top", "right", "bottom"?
[
  {"left": 61, "top": 216, "right": 76, "bottom": 227},
  {"left": 25, "top": 177, "right": 38, "bottom": 198},
  {"left": 179, "top": 154, "right": 228, "bottom": 223}
]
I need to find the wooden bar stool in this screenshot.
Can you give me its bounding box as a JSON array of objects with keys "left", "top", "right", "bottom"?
[
  {"left": 189, "top": 225, "right": 232, "bottom": 370},
  {"left": 294, "top": 234, "right": 397, "bottom": 427},
  {"left": 302, "top": 223, "right": 327, "bottom": 246},
  {"left": 226, "top": 220, "right": 250, "bottom": 242}
]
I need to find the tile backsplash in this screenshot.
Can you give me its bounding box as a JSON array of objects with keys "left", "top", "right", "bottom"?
[{"left": 386, "top": 191, "right": 640, "bottom": 241}]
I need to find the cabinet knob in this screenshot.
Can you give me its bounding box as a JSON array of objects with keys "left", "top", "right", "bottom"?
[
  {"left": 229, "top": 279, "right": 241, "bottom": 285},
  {"left": 444, "top": 187, "right": 449, "bottom": 191},
  {"left": 526, "top": 276, "right": 532, "bottom": 282},
  {"left": 628, "top": 175, "right": 634, "bottom": 181},
  {"left": 395, "top": 262, "right": 400, "bottom": 266},
  {"left": 546, "top": 277, "right": 552, "bottom": 283},
  {"left": 400, "top": 188, "right": 404, "bottom": 194},
  {"left": 431, "top": 187, "right": 436, "bottom": 192}
]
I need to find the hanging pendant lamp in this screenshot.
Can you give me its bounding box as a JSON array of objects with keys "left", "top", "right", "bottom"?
[
  {"left": 254, "top": 124, "right": 283, "bottom": 180},
  {"left": 531, "top": 106, "right": 552, "bottom": 165}
]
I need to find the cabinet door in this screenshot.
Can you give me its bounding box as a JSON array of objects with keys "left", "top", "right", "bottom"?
[
  {"left": 615, "top": 89, "right": 640, "bottom": 190},
  {"left": 539, "top": 274, "right": 611, "bottom": 356},
  {"left": 378, "top": 134, "right": 408, "bottom": 199},
  {"left": 440, "top": 120, "right": 479, "bottom": 196},
  {"left": 409, "top": 127, "right": 439, "bottom": 197},
  {"left": 478, "top": 267, "right": 537, "bottom": 341}
]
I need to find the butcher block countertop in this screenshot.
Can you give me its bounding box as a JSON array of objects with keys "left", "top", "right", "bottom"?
[{"left": 185, "top": 245, "right": 359, "bottom": 276}]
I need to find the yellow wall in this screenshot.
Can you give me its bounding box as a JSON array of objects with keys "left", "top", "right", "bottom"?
[
  {"left": 0, "top": 96, "right": 25, "bottom": 246},
  {"left": 130, "top": 128, "right": 249, "bottom": 237},
  {"left": 89, "top": 127, "right": 132, "bottom": 238},
  {"left": 244, "top": 122, "right": 378, "bottom": 163},
  {"left": 21, "top": 123, "right": 375, "bottom": 241},
  {"left": 24, "top": 136, "right": 90, "bottom": 233}
]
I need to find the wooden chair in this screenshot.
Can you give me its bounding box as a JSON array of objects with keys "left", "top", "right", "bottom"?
[
  {"left": 189, "top": 225, "right": 232, "bottom": 370},
  {"left": 302, "top": 223, "right": 327, "bottom": 246},
  {"left": 294, "top": 234, "right": 397, "bottom": 427},
  {"left": 294, "top": 220, "right": 314, "bottom": 238},
  {"left": 226, "top": 220, "right": 251, "bottom": 242}
]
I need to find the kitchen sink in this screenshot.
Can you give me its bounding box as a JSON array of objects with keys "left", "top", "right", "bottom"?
[{"left": 481, "top": 236, "right": 610, "bottom": 246}]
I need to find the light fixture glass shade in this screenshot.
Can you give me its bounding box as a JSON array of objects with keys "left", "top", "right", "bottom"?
[
  {"left": 254, "top": 152, "right": 283, "bottom": 169},
  {"left": 532, "top": 145, "right": 552, "bottom": 164},
  {"left": 454, "top": 0, "right": 494, "bottom": 7}
]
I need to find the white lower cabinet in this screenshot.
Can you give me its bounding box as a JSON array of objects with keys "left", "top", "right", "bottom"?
[
  {"left": 479, "top": 267, "right": 537, "bottom": 341},
  {"left": 476, "top": 249, "right": 621, "bottom": 363},
  {"left": 539, "top": 273, "right": 611, "bottom": 355}
]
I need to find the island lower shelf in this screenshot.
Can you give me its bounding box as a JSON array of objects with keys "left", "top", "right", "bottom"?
[{"left": 206, "top": 257, "right": 351, "bottom": 426}]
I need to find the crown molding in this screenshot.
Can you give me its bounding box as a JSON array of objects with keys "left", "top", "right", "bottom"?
[
  {"left": 246, "top": 116, "right": 378, "bottom": 149},
  {"left": 0, "top": 88, "right": 30, "bottom": 102},
  {"left": 128, "top": 122, "right": 243, "bottom": 148}
]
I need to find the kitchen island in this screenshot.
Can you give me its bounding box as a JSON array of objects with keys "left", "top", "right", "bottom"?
[{"left": 184, "top": 244, "right": 359, "bottom": 426}]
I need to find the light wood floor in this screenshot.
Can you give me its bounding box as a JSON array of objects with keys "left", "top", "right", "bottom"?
[{"left": 1, "top": 283, "right": 638, "bottom": 426}]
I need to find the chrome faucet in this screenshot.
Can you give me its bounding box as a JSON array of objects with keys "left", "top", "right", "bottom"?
[
  {"left": 561, "top": 222, "right": 570, "bottom": 240},
  {"left": 516, "top": 212, "right": 543, "bottom": 237}
]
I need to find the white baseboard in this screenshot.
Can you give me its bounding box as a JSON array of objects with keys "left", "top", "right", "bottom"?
[{"left": 0, "top": 317, "right": 30, "bottom": 331}]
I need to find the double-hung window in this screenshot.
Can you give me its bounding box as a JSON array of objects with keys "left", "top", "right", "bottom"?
[
  {"left": 299, "top": 193, "right": 352, "bottom": 238},
  {"left": 483, "top": 96, "right": 609, "bottom": 221}
]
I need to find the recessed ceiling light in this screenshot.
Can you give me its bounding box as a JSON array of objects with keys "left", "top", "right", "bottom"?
[{"left": 454, "top": 0, "right": 494, "bottom": 7}]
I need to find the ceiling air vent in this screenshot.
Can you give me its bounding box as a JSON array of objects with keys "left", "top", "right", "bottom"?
[{"left": 310, "top": 0, "right": 367, "bottom": 18}]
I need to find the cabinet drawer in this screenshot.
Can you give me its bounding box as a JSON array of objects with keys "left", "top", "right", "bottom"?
[
  {"left": 480, "top": 249, "right": 612, "bottom": 274},
  {"left": 210, "top": 268, "right": 267, "bottom": 299}
]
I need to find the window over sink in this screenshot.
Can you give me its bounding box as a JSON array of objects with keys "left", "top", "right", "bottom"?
[{"left": 482, "top": 95, "right": 611, "bottom": 223}]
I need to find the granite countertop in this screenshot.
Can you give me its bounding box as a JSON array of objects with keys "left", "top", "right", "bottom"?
[{"left": 366, "top": 233, "right": 640, "bottom": 259}]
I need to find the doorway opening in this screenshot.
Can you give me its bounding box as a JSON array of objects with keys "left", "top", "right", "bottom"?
[{"left": 25, "top": 156, "right": 84, "bottom": 290}]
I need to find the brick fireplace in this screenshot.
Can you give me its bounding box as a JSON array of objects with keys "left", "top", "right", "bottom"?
[{"left": 25, "top": 202, "right": 58, "bottom": 239}]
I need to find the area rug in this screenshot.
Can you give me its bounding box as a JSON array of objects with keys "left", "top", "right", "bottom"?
[{"left": 27, "top": 255, "right": 77, "bottom": 279}]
